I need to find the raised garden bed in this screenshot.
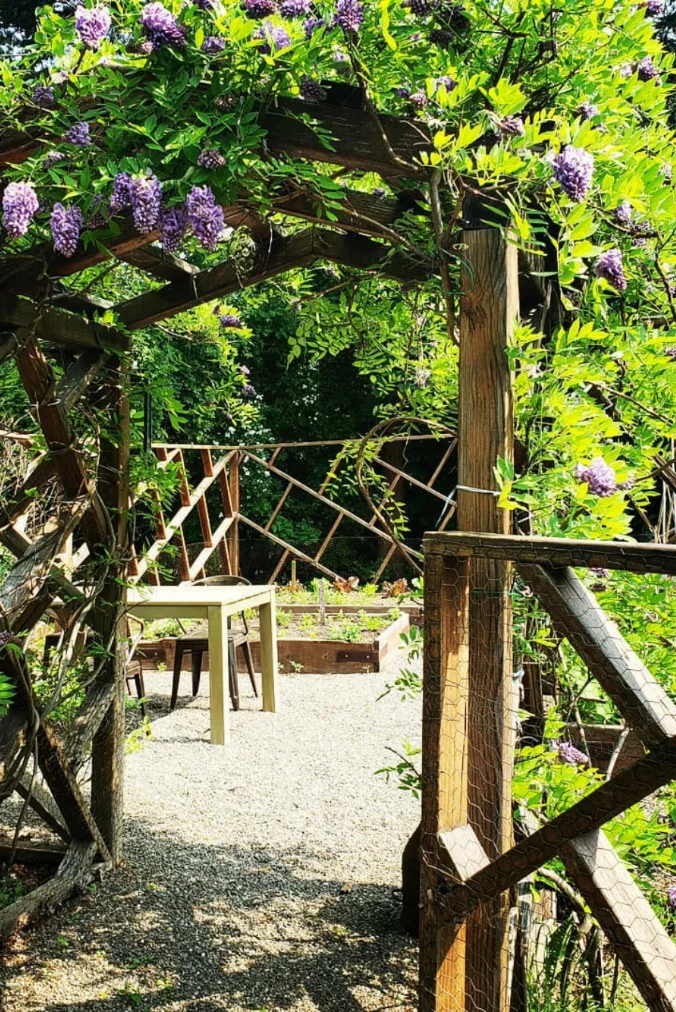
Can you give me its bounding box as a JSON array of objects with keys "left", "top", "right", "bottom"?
[{"left": 138, "top": 606, "right": 410, "bottom": 675}]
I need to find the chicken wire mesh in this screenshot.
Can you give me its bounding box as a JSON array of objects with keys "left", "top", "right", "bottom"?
[{"left": 421, "top": 535, "right": 676, "bottom": 1012}]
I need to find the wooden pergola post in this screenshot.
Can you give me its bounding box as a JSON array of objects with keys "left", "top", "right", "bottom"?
[
  {"left": 420, "top": 223, "right": 517, "bottom": 1011},
  {"left": 90, "top": 359, "right": 130, "bottom": 863}
]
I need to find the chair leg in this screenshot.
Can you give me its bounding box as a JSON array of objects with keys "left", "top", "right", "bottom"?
[
  {"left": 135, "top": 671, "right": 147, "bottom": 719},
  {"left": 170, "top": 642, "right": 185, "bottom": 710},
  {"left": 228, "top": 639, "right": 240, "bottom": 711},
  {"left": 242, "top": 641, "right": 258, "bottom": 697},
  {"left": 191, "top": 650, "right": 203, "bottom": 697}
]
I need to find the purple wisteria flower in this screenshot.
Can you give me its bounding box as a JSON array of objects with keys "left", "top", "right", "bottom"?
[
  {"left": 198, "top": 148, "right": 226, "bottom": 168},
  {"left": 252, "top": 20, "right": 291, "bottom": 51},
  {"left": 499, "top": 116, "right": 525, "bottom": 137},
  {"left": 239, "top": 363, "right": 250, "bottom": 375},
  {"left": 409, "top": 90, "right": 428, "bottom": 110},
  {"left": 75, "top": 5, "right": 112, "bottom": 48},
  {"left": 194, "top": 0, "right": 213, "bottom": 8},
  {"left": 31, "top": 85, "right": 55, "bottom": 109},
  {"left": 303, "top": 15, "right": 325, "bottom": 36},
  {"left": 65, "top": 121, "right": 92, "bottom": 147},
  {"left": 300, "top": 75, "right": 327, "bottom": 101},
  {"left": 2, "top": 181, "right": 39, "bottom": 238},
  {"left": 0, "top": 631, "right": 10, "bottom": 648},
  {"left": 612, "top": 200, "right": 632, "bottom": 226},
  {"left": 575, "top": 457, "right": 619, "bottom": 497},
  {"left": 44, "top": 150, "right": 66, "bottom": 168},
  {"left": 185, "top": 184, "right": 225, "bottom": 250},
  {"left": 395, "top": 85, "right": 410, "bottom": 98},
  {"left": 158, "top": 204, "right": 189, "bottom": 251},
  {"left": 667, "top": 884, "right": 676, "bottom": 910},
  {"left": 140, "top": 3, "right": 186, "bottom": 49},
  {"left": 129, "top": 173, "right": 162, "bottom": 232},
  {"left": 556, "top": 741, "right": 588, "bottom": 766},
  {"left": 551, "top": 146, "right": 594, "bottom": 202},
  {"left": 242, "top": 0, "right": 277, "bottom": 16},
  {"left": 644, "top": 0, "right": 664, "bottom": 14},
  {"left": 201, "top": 35, "right": 225, "bottom": 52},
  {"left": 242, "top": 383, "right": 257, "bottom": 398},
  {"left": 637, "top": 56, "right": 660, "bottom": 81},
  {"left": 334, "top": 0, "right": 364, "bottom": 33},
  {"left": 577, "top": 100, "right": 599, "bottom": 120},
  {"left": 109, "top": 171, "right": 132, "bottom": 213},
  {"left": 220, "top": 313, "right": 242, "bottom": 327},
  {"left": 280, "top": 0, "right": 311, "bottom": 15},
  {"left": 51, "top": 202, "right": 83, "bottom": 257},
  {"left": 594, "top": 248, "right": 627, "bottom": 291}
]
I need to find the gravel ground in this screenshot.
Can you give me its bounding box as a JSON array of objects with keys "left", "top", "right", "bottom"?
[{"left": 1, "top": 655, "right": 420, "bottom": 1012}]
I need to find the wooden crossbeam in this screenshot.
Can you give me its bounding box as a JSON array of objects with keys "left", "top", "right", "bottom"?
[
  {"left": 0, "top": 839, "right": 68, "bottom": 865},
  {"left": 272, "top": 187, "right": 422, "bottom": 238},
  {"left": 0, "top": 293, "right": 129, "bottom": 352},
  {"left": 15, "top": 775, "right": 69, "bottom": 842},
  {"left": 438, "top": 738, "right": 676, "bottom": 925},
  {"left": 184, "top": 516, "right": 234, "bottom": 582},
  {"left": 424, "top": 531, "right": 676, "bottom": 575},
  {"left": 113, "top": 228, "right": 431, "bottom": 331},
  {"left": 56, "top": 350, "right": 110, "bottom": 412},
  {"left": 519, "top": 563, "right": 676, "bottom": 748},
  {"left": 563, "top": 830, "right": 676, "bottom": 1012}
]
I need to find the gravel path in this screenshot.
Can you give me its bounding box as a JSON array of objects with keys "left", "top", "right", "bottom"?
[{"left": 2, "top": 657, "right": 420, "bottom": 1011}]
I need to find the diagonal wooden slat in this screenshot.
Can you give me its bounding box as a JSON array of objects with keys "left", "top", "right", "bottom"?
[
  {"left": 518, "top": 563, "right": 676, "bottom": 748},
  {"left": 56, "top": 350, "right": 110, "bottom": 412},
  {"left": 238, "top": 513, "right": 340, "bottom": 581},
  {"left": 563, "top": 829, "right": 676, "bottom": 1012}
]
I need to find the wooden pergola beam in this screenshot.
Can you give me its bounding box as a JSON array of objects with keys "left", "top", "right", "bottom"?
[
  {"left": 0, "top": 293, "right": 129, "bottom": 352},
  {"left": 114, "top": 227, "right": 432, "bottom": 330}
]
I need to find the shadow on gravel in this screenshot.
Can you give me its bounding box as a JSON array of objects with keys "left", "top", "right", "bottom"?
[{"left": 1, "top": 819, "right": 417, "bottom": 1012}]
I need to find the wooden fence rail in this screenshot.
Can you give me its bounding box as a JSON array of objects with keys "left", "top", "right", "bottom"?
[{"left": 422, "top": 530, "right": 676, "bottom": 1012}]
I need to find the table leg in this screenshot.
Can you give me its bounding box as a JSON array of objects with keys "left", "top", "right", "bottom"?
[
  {"left": 259, "top": 596, "right": 278, "bottom": 713},
  {"left": 207, "top": 605, "right": 229, "bottom": 745}
]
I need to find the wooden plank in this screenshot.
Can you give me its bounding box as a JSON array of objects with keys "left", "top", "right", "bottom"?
[
  {"left": 420, "top": 553, "right": 470, "bottom": 1012},
  {"left": 438, "top": 824, "right": 490, "bottom": 882},
  {"left": 0, "top": 840, "right": 96, "bottom": 940},
  {"left": 450, "top": 222, "right": 518, "bottom": 1012},
  {"left": 185, "top": 517, "right": 233, "bottom": 582},
  {"left": 55, "top": 350, "right": 109, "bottom": 412},
  {"left": 518, "top": 563, "right": 676, "bottom": 748},
  {"left": 563, "top": 830, "right": 676, "bottom": 1012},
  {"left": 0, "top": 455, "right": 56, "bottom": 526},
  {"left": 424, "top": 532, "right": 676, "bottom": 576},
  {"left": 228, "top": 453, "right": 240, "bottom": 576},
  {"left": 260, "top": 95, "right": 431, "bottom": 175},
  {"left": 0, "top": 293, "right": 129, "bottom": 352},
  {"left": 273, "top": 187, "right": 423, "bottom": 238},
  {"left": 437, "top": 737, "right": 676, "bottom": 923},
  {"left": 373, "top": 455, "right": 449, "bottom": 503}
]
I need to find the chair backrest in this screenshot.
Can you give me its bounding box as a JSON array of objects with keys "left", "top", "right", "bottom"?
[{"left": 193, "top": 574, "right": 251, "bottom": 587}]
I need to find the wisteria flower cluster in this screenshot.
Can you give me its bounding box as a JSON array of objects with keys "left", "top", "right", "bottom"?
[
  {"left": 129, "top": 173, "right": 162, "bottom": 232},
  {"left": 31, "top": 85, "right": 55, "bottom": 109},
  {"left": 2, "top": 182, "right": 39, "bottom": 238},
  {"left": 556, "top": 741, "right": 588, "bottom": 766},
  {"left": 594, "top": 248, "right": 627, "bottom": 291},
  {"left": 220, "top": 313, "right": 242, "bottom": 327},
  {"left": 333, "top": 0, "right": 364, "bottom": 33},
  {"left": 75, "top": 5, "right": 112, "bottom": 49},
  {"left": 158, "top": 205, "right": 189, "bottom": 252},
  {"left": 65, "top": 121, "right": 92, "bottom": 148},
  {"left": 300, "top": 75, "right": 327, "bottom": 102},
  {"left": 574, "top": 457, "right": 633, "bottom": 497},
  {"left": 551, "top": 146, "right": 594, "bottom": 202},
  {"left": 201, "top": 35, "right": 225, "bottom": 52},
  {"left": 140, "top": 2, "right": 186, "bottom": 49},
  {"left": 198, "top": 148, "right": 226, "bottom": 168},
  {"left": 185, "top": 185, "right": 225, "bottom": 250},
  {"left": 51, "top": 203, "right": 83, "bottom": 257},
  {"left": 253, "top": 20, "right": 291, "bottom": 51}
]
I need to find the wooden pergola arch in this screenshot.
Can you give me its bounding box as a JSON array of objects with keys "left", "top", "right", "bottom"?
[{"left": 0, "top": 81, "right": 567, "bottom": 1008}]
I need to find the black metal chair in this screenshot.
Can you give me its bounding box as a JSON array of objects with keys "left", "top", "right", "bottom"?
[{"left": 170, "top": 575, "right": 258, "bottom": 712}]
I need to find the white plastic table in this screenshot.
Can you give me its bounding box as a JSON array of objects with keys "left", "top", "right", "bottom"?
[{"left": 128, "top": 584, "right": 278, "bottom": 745}]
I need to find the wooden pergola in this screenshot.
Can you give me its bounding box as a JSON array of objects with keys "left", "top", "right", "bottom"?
[{"left": 6, "top": 80, "right": 670, "bottom": 1012}]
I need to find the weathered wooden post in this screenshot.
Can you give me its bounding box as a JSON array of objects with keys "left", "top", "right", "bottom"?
[
  {"left": 90, "top": 360, "right": 130, "bottom": 863},
  {"left": 228, "top": 451, "right": 241, "bottom": 575},
  {"left": 420, "top": 218, "right": 517, "bottom": 1011}
]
